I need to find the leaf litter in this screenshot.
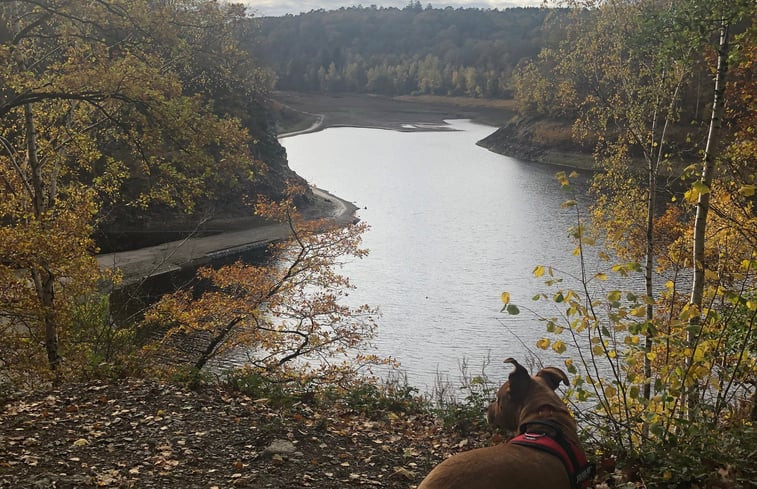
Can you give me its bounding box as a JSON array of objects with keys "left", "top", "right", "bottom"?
[{"left": 0, "top": 380, "right": 493, "bottom": 488}]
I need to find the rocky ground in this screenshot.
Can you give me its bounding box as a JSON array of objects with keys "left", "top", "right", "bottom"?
[{"left": 0, "top": 380, "right": 495, "bottom": 489}]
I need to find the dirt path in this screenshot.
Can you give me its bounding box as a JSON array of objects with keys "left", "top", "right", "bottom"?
[
  {"left": 97, "top": 188, "right": 357, "bottom": 287},
  {"left": 277, "top": 108, "right": 324, "bottom": 138}
]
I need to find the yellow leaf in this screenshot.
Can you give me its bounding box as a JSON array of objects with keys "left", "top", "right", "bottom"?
[
  {"left": 630, "top": 306, "right": 646, "bottom": 317},
  {"left": 536, "top": 338, "right": 551, "bottom": 350},
  {"left": 694, "top": 346, "right": 707, "bottom": 362},
  {"left": 552, "top": 340, "right": 567, "bottom": 354},
  {"left": 604, "top": 385, "right": 617, "bottom": 397},
  {"left": 501, "top": 292, "right": 510, "bottom": 305},
  {"left": 738, "top": 184, "right": 756, "bottom": 197},
  {"left": 533, "top": 265, "right": 545, "bottom": 278}
]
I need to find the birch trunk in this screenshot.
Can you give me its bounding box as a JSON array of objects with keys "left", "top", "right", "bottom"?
[{"left": 687, "top": 19, "right": 730, "bottom": 416}]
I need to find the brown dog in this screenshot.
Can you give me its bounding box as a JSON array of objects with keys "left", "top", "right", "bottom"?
[{"left": 418, "top": 358, "right": 593, "bottom": 489}]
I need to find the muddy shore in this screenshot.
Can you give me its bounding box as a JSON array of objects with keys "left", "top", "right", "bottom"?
[{"left": 272, "top": 91, "right": 517, "bottom": 136}]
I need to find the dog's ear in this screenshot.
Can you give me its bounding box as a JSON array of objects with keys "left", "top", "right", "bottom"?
[
  {"left": 504, "top": 357, "right": 531, "bottom": 400},
  {"left": 536, "top": 367, "right": 569, "bottom": 390}
]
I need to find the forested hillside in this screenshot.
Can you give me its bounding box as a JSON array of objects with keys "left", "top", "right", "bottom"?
[
  {"left": 0, "top": 0, "right": 310, "bottom": 382},
  {"left": 246, "top": 5, "right": 558, "bottom": 98}
]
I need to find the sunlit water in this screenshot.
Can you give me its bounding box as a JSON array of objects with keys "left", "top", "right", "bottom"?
[{"left": 282, "top": 120, "right": 612, "bottom": 392}]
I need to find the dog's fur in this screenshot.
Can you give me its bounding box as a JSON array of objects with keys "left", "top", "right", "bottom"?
[{"left": 418, "top": 358, "right": 578, "bottom": 489}]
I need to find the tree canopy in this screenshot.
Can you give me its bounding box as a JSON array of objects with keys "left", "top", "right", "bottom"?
[
  {"left": 0, "top": 0, "right": 281, "bottom": 384},
  {"left": 246, "top": 6, "right": 558, "bottom": 98},
  {"left": 503, "top": 0, "right": 755, "bottom": 485}
]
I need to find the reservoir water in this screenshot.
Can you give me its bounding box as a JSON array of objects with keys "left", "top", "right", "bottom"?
[{"left": 282, "top": 120, "right": 596, "bottom": 391}]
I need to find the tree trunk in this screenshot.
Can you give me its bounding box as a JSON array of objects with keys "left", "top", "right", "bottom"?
[
  {"left": 25, "top": 102, "right": 62, "bottom": 382},
  {"left": 643, "top": 163, "right": 655, "bottom": 403},
  {"left": 687, "top": 19, "right": 730, "bottom": 416}
]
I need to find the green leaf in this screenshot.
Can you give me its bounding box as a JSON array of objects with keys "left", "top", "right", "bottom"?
[
  {"left": 607, "top": 290, "right": 622, "bottom": 302},
  {"left": 506, "top": 304, "right": 520, "bottom": 315},
  {"left": 692, "top": 180, "right": 710, "bottom": 195}
]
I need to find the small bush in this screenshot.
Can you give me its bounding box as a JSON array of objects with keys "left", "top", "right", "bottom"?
[
  {"left": 222, "top": 367, "right": 304, "bottom": 405},
  {"left": 340, "top": 373, "right": 423, "bottom": 415},
  {"left": 432, "top": 358, "right": 498, "bottom": 435},
  {"left": 66, "top": 294, "right": 141, "bottom": 381},
  {"left": 171, "top": 367, "right": 212, "bottom": 391},
  {"left": 618, "top": 422, "right": 757, "bottom": 488}
]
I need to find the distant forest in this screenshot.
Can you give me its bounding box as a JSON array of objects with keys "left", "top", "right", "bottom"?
[{"left": 244, "top": 5, "right": 560, "bottom": 98}]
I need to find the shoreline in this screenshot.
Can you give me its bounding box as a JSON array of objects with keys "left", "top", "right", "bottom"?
[
  {"left": 273, "top": 91, "right": 595, "bottom": 169},
  {"left": 100, "top": 92, "right": 592, "bottom": 287},
  {"left": 97, "top": 187, "right": 358, "bottom": 287},
  {"left": 272, "top": 91, "right": 515, "bottom": 137}
]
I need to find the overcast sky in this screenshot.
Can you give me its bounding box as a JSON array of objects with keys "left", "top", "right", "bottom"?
[{"left": 239, "top": 1, "right": 544, "bottom": 17}]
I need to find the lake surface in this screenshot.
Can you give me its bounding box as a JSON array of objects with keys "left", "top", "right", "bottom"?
[{"left": 282, "top": 120, "right": 597, "bottom": 391}]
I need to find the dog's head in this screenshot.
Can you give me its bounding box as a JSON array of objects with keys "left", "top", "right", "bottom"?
[{"left": 486, "top": 358, "right": 570, "bottom": 433}]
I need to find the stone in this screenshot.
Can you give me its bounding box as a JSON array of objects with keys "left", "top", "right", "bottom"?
[{"left": 262, "top": 439, "right": 296, "bottom": 457}]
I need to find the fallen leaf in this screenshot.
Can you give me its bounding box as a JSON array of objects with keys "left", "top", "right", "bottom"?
[{"left": 390, "top": 467, "right": 415, "bottom": 479}]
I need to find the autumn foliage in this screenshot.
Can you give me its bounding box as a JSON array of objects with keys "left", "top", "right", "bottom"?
[
  {"left": 142, "top": 187, "right": 382, "bottom": 386},
  {"left": 503, "top": 1, "right": 755, "bottom": 486},
  {"left": 0, "top": 0, "right": 266, "bottom": 385}
]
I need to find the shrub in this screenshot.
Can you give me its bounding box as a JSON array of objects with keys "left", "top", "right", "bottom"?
[{"left": 432, "top": 358, "right": 498, "bottom": 435}]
